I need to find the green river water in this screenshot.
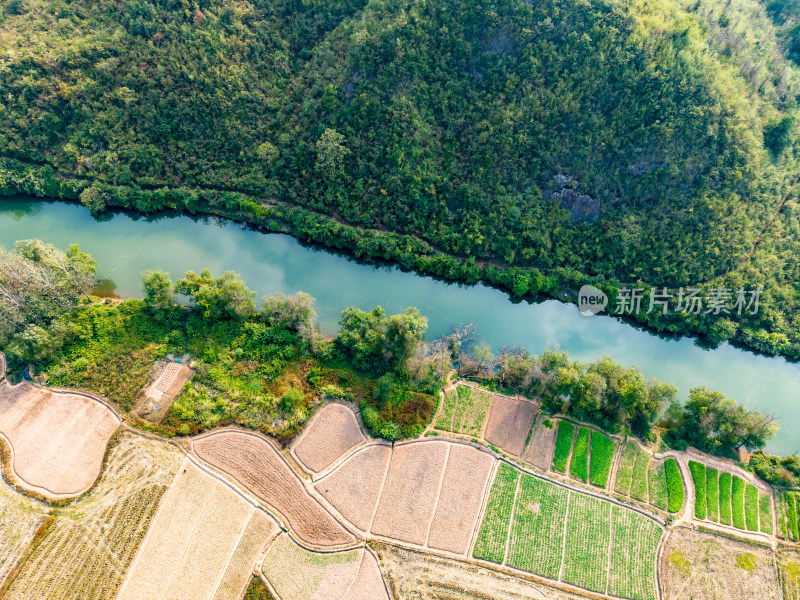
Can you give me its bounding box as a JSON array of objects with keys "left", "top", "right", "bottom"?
[{"left": 1, "top": 197, "right": 798, "bottom": 454}]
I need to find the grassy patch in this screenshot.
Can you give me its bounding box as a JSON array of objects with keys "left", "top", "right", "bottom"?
[
  {"left": 689, "top": 461, "right": 707, "bottom": 520},
  {"left": 665, "top": 458, "right": 685, "bottom": 514},
  {"left": 473, "top": 463, "right": 519, "bottom": 564},
  {"left": 706, "top": 468, "right": 719, "bottom": 522},
  {"left": 732, "top": 476, "right": 746, "bottom": 530},
  {"left": 434, "top": 388, "right": 458, "bottom": 431},
  {"left": 552, "top": 420, "right": 575, "bottom": 473},
  {"left": 745, "top": 484, "right": 759, "bottom": 532},
  {"left": 452, "top": 386, "right": 493, "bottom": 437},
  {"left": 719, "top": 472, "right": 733, "bottom": 526},
  {"left": 569, "top": 428, "right": 590, "bottom": 483},
  {"left": 589, "top": 431, "right": 616, "bottom": 488},
  {"left": 736, "top": 553, "right": 757, "bottom": 571}
]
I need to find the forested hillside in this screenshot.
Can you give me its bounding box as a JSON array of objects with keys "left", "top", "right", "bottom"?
[{"left": 1, "top": 0, "right": 799, "bottom": 357}]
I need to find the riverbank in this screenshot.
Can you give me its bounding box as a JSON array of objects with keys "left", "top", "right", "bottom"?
[{"left": 2, "top": 156, "right": 798, "bottom": 362}]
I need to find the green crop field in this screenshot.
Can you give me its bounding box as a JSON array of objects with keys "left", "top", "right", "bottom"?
[
  {"left": 745, "top": 484, "right": 760, "bottom": 531},
  {"left": 648, "top": 460, "right": 669, "bottom": 511},
  {"left": 589, "top": 432, "right": 615, "bottom": 488},
  {"left": 607, "top": 507, "right": 663, "bottom": 600},
  {"left": 631, "top": 452, "right": 650, "bottom": 502},
  {"left": 614, "top": 442, "right": 639, "bottom": 495},
  {"left": 719, "top": 472, "right": 733, "bottom": 526},
  {"left": 689, "top": 461, "right": 707, "bottom": 520},
  {"left": 665, "top": 458, "right": 684, "bottom": 514},
  {"left": 452, "top": 385, "right": 494, "bottom": 436},
  {"left": 788, "top": 493, "right": 799, "bottom": 541},
  {"left": 552, "top": 420, "right": 575, "bottom": 473},
  {"left": 473, "top": 463, "right": 519, "bottom": 564},
  {"left": 779, "top": 492, "right": 789, "bottom": 539},
  {"left": 434, "top": 388, "right": 459, "bottom": 431},
  {"left": 507, "top": 475, "right": 569, "bottom": 579},
  {"left": 759, "top": 492, "right": 773, "bottom": 535},
  {"left": 706, "top": 468, "right": 719, "bottom": 522},
  {"left": 570, "top": 428, "right": 590, "bottom": 483},
  {"left": 561, "top": 493, "right": 611, "bottom": 593},
  {"left": 732, "top": 476, "right": 746, "bottom": 530}
]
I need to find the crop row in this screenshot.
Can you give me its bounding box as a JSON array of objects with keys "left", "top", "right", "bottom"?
[
  {"left": 607, "top": 506, "right": 662, "bottom": 600},
  {"left": 551, "top": 423, "right": 616, "bottom": 490},
  {"left": 473, "top": 463, "right": 519, "bottom": 564},
  {"left": 434, "top": 388, "right": 459, "bottom": 431},
  {"left": 589, "top": 432, "right": 616, "bottom": 488},
  {"left": 689, "top": 462, "right": 771, "bottom": 533},
  {"left": 452, "top": 386, "right": 494, "bottom": 436},
  {"left": 570, "top": 428, "right": 590, "bottom": 482},
  {"left": 552, "top": 420, "right": 574, "bottom": 473}
]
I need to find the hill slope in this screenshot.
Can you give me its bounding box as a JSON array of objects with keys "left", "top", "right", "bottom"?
[{"left": 0, "top": 0, "right": 799, "bottom": 356}]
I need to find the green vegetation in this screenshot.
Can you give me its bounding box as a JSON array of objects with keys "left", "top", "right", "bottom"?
[
  {"left": 473, "top": 463, "right": 519, "bottom": 564},
  {"left": 787, "top": 493, "right": 800, "bottom": 540},
  {"left": 759, "top": 493, "right": 774, "bottom": 534},
  {"left": 689, "top": 461, "right": 708, "bottom": 520},
  {"left": 706, "top": 468, "right": 720, "bottom": 522},
  {"left": 614, "top": 442, "right": 640, "bottom": 496},
  {"left": 589, "top": 432, "right": 616, "bottom": 488},
  {"left": 720, "top": 472, "right": 733, "bottom": 526},
  {"left": 745, "top": 484, "right": 760, "bottom": 531},
  {"left": 608, "top": 507, "right": 662, "bottom": 600},
  {"left": 4, "top": 0, "right": 800, "bottom": 361},
  {"left": 244, "top": 577, "right": 277, "bottom": 600},
  {"left": 507, "top": 474, "right": 569, "bottom": 579},
  {"left": 552, "top": 420, "right": 574, "bottom": 474},
  {"left": 665, "top": 458, "right": 685, "bottom": 514},
  {"left": 434, "top": 388, "right": 458, "bottom": 431},
  {"left": 648, "top": 460, "right": 670, "bottom": 512},
  {"left": 451, "top": 385, "right": 493, "bottom": 437},
  {"left": 569, "top": 428, "right": 590, "bottom": 483},
  {"left": 732, "top": 476, "right": 747, "bottom": 530},
  {"left": 631, "top": 452, "right": 651, "bottom": 502},
  {"left": 750, "top": 452, "right": 800, "bottom": 487},
  {"left": 562, "top": 494, "right": 611, "bottom": 593}
]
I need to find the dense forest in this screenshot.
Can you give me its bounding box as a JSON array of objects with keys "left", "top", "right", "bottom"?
[{"left": 1, "top": 0, "right": 799, "bottom": 357}]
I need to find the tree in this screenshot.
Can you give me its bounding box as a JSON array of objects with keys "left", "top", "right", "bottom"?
[
  {"left": 142, "top": 271, "right": 176, "bottom": 315},
  {"left": 315, "top": 128, "right": 350, "bottom": 180},
  {"left": 261, "top": 292, "right": 315, "bottom": 331},
  {"left": 8, "top": 325, "right": 55, "bottom": 364},
  {"left": 175, "top": 269, "right": 256, "bottom": 320},
  {"left": 664, "top": 387, "right": 777, "bottom": 454}
]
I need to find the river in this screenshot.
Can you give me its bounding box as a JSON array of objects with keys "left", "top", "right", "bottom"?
[{"left": 2, "top": 196, "right": 798, "bottom": 454}]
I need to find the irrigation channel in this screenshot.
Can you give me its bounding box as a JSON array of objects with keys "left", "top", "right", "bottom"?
[{"left": 2, "top": 196, "right": 799, "bottom": 454}]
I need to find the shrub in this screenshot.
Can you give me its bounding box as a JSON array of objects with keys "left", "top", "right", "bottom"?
[
  {"left": 689, "top": 461, "right": 707, "bottom": 520},
  {"left": 552, "top": 420, "right": 574, "bottom": 473},
  {"left": 569, "top": 428, "right": 590, "bottom": 483},
  {"left": 279, "top": 387, "right": 304, "bottom": 411},
  {"left": 665, "top": 458, "right": 685, "bottom": 513},
  {"left": 589, "top": 432, "right": 615, "bottom": 488}
]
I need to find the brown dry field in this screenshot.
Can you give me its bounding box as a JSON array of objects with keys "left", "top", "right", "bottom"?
[
  {"left": 521, "top": 415, "right": 557, "bottom": 470},
  {"left": 294, "top": 403, "right": 365, "bottom": 474},
  {"left": 375, "top": 542, "right": 593, "bottom": 600},
  {"left": 342, "top": 548, "right": 390, "bottom": 600},
  {"left": 484, "top": 396, "right": 537, "bottom": 456},
  {"left": 4, "top": 433, "right": 183, "bottom": 600},
  {"left": 0, "top": 382, "right": 120, "bottom": 497},
  {"left": 427, "top": 443, "right": 495, "bottom": 555},
  {"left": 135, "top": 361, "right": 194, "bottom": 423},
  {"left": 778, "top": 547, "right": 800, "bottom": 600},
  {"left": 193, "top": 430, "right": 357, "bottom": 547},
  {"left": 660, "top": 528, "right": 781, "bottom": 600},
  {"left": 370, "top": 440, "right": 449, "bottom": 545},
  {"left": 315, "top": 444, "right": 392, "bottom": 532},
  {"left": 118, "top": 459, "right": 277, "bottom": 600},
  {"left": 0, "top": 468, "right": 46, "bottom": 586}
]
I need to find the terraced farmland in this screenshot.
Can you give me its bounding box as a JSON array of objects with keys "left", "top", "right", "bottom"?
[
  {"left": 589, "top": 432, "right": 616, "bottom": 488},
  {"left": 551, "top": 420, "right": 574, "bottom": 473},
  {"left": 452, "top": 386, "right": 494, "bottom": 437},
  {"left": 473, "top": 463, "right": 663, "bottom": 596},
  {"left": 706, "top": 468, "right": 720, "bottom": 522},
  {"left": 568, "top": 427, "right": 590, "bottom": 483}
]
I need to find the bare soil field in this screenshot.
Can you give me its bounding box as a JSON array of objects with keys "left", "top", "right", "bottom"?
[
  {"left": 660, "top": 528, "right": 781, "bottom": 600},
  {"left": 118, "top": 459, "right": 278, "bottom": 600},
  {"left": 315, "top": 444, "right": 392, "bottom": 532},
  {"left": 261, "top": 533, "right": 362, "bottom": 600},
  {"left": 370, "top": 440, "right": 449, "bottom": 545},
  {"left": 0, "top": 382, "right": 120, "bottom": 498},
  {"left": 4, "top": 433, "right": 182, "bottom": 600},
  {"left": 293, "top": 403, "right": 365, "bottom": 474},
  {"left": 484, "top": 396, "right": 537, "bottom": 456},
  {"left": 134, "top": 361, "right": 193, "bottom": 423},
  {"left": 193, "top": 430, "right": 357, "bottom": 547},
  {"left": 342, "top": 548, "right": 390, "bottom": 600},
  {"left": 427, "top": 444, "right": 495, "bottom": 555},
  {"left": 375, "top": 542, "right": 592, "bottom": 600},
  {"left": 521, "top": 415, "right": 557, "bottom": 470}
]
